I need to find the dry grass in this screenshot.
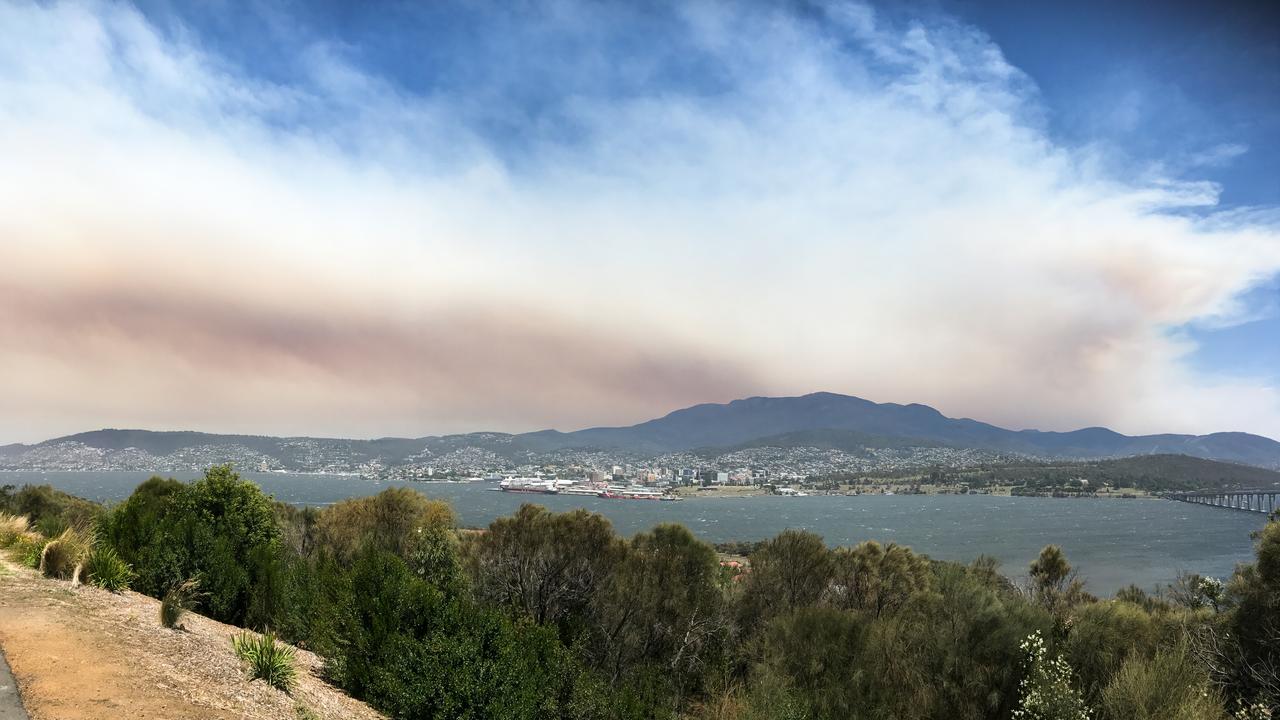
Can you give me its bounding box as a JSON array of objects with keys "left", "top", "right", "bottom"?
[
  {"left": 0, "top": 513, "right": 30, "bottom": 546},
  {"left": 39, "top": 526, "right": 92, "bottom": 580},
  {"left": 161, "top": 577, "right": 202, "bottom": 628}
]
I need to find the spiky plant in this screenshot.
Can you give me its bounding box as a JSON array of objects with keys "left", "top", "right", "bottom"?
[
  {"left": 84, "top": 544, "right": 135, "bottom": 592},
  {"left": 39, "top": 527, "right": 91, "bottom": 580},
  {"left": 160, "top": 578, "right": 201, "bottom": 629},
  {"left": 232, "top": 630, "right": 297, "bottom": 692}
]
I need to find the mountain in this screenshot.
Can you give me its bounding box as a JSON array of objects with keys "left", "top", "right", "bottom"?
[
  {"left": 525, "top": 392, "right": 1280, "bottom": 467},
  {"left": 4, "top": 392, "right": 1279, "bottom": 471}
]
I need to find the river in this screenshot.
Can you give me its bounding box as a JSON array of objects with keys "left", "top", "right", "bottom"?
[{"left": 2, "top": 470, "right": 1267, "bottom": 595}]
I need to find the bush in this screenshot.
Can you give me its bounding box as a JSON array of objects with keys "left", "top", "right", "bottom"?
[
  {"left": 1013, "top": 630, "right": 1090, "bottom": 720},
  {"left": 11, "top": 533, "right": 47, "bottom": 568},
  {"left": 333, "top": 548, "right": 646, "bottom": 720},
  {"left": 161, "top": 578, "right": 201, "bottom": 629},
  {"left": 5, "top": 484, "right": 100, "bottom": 530},
  {"left": 39, "top": 527, "right": 91, "bottom": 580},
  {"left": 314, "top": 487, "right": 455, "bottom": 566},
  {"left": 101, "top": 466, "right": 281, "bottom": 626},
  {"left": 36, "top": 514, "right": 69, "bottom": 539},
  {"left": 232, "top": 630, "right": 296, "bottom": 692},
  {"left": 85, "top": 544, "right": 135, "bottom": 592},
  {"left": 1098, "top": 641, "right": 1225, "bottom": 720}
]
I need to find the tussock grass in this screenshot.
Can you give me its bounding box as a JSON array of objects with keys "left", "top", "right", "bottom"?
[
  {"left": 232, "top": 630, "right": 297, "bottom": 692},
  {"left": 85, "top": 544, "right": 134, "bottom": 592},
  {"left": 0, "top": 513, "right": 30, "bottom": 547},
  {"left": 161, "top": 578, "right": 201, "bottom": 629},
  {"left": 39, "top": 527, "right": 91, "bottom": 580}
]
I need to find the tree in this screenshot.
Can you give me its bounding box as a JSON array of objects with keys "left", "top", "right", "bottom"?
[
  {"left": 738, "top": 530, "right": 833, "bottom": 628},
  {"left": 314, "top": 486, "right": 454, "bottom": 565},
  {"left": 757, "top": 606, "right": 869, "bottom": 719},
  {"left": 826, "top": 540, "right": 932, "bottom": 617},
  {"left": 333, "top": 548, "right": 645, "bottom": 720},
  {"left": 592, "top": 524, "right": 725, "bottom": 703},
  {"left": 467, "top": 504, "right": 625, "bottom": 632},
  {"left": 1223, "top": 520, "right": 1280, "bottom": 707},
  {"left": 1030, "top": 545, "right": 1089, "bottom": 623}
]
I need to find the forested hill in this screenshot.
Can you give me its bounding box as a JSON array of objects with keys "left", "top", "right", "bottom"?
[{"left": 938, "top": 454, "right": 1280, "bottom": 493}]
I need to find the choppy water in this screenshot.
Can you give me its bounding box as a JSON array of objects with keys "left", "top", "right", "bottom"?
[{"left": 3, "top": 470, "right": 1267, "bottom": 595}]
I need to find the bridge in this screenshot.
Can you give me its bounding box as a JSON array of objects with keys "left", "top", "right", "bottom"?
[{"left": 1167, "top": 490, "right": 1279, "bottom": 515}]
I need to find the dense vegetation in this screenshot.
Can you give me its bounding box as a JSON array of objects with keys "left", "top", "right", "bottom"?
[{"left": 4, "top": 467, "right": 1280, "bottom": 719}]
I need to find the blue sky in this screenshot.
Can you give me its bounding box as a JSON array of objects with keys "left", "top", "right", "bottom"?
[
  {"left": 1, "top": 0, "right": 1278, "bottom": 441},
  {"left": 946, "top": 0, "right": 1280, "bottom": 385},
  {"left": 127, "top": 0, "right": 1280, "bottom": 382}
]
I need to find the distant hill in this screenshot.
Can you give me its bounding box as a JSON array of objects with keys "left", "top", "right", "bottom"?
[
  {"left": 521, "top": 392, "right": 1280, "bottom": 467},
  {"left": 948, "top": 454, "right": 1280, "bottom": 493},
  {"left": 4, "top": 392, "right": 1279, "bottom": 471},
  {"left": 1089, "top": 454, "right": 1280, "bottom": 490}
]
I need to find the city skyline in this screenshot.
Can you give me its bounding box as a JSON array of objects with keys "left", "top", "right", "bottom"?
[{"left": 2, "top": 0, "right": 1279, "bottom": 443}]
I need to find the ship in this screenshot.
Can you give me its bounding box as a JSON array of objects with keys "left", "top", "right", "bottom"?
[
  {"left": 498, "top": 478, "right": 560, "bottom": 494},
  {"left": 558, "top": 484, "right": 606, "bottom": 497},
  {"left": 600, "top": 486, "right": 681, "bottom": 501}
]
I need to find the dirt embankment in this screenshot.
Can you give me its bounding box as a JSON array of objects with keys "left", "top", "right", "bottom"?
[{"left": 0, "top": 560, "right": 383, "bottom": 720}]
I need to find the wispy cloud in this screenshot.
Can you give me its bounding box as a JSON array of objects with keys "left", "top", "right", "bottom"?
[{"left": 1, "top": 0, "right": 1278, "bottom": 442}]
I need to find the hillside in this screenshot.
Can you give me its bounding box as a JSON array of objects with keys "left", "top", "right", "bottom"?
[
  {"left": 531, "top": 393, "right": 1280, "bottom": 467},
  {"left": 944, "top": 454, "right": 1280, "bottom": 492},
  {"left": 4, "top": 392, "right": 1279, "bottom": 471},
  {"left": 0, "top": 558, "right": 382, "bottom": 720}
]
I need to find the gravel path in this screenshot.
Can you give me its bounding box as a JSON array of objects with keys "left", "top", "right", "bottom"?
[{"left": 0, "top": 559, "right": 383, "bottom": 720}]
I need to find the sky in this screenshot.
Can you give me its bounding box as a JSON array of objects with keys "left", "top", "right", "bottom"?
[{"left": 1, "top": 0, "right": 1279, "bottom": 443}]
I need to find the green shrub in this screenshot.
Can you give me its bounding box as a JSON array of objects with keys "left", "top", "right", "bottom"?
[
  {"left": 35, "top": 514, "right": 68, "bottom": 539},
  {"left": 102, "top": 466, "right": 281, "bottom": 626},
  {"left": 12, "top": 534, "right": 48, "bottom": 568},
  {"left": 1099, "top": 642, "right": 1225, "bottom": 720},
  {"left": 232, "top": 630, "right": 296, "bottom": 692},
  {"left": 6, "top": 484, "right": 101, "bottom": 531},
  {"left": 85, "top": 545, "right": 135, "bottom": 592},
  {"left": 161, "top": 578, "right": 201, "bottom": 628}
]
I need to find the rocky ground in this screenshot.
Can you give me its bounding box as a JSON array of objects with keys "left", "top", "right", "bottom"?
[{"left": 0, "top": 559, "right": 383, "bottom": 720}]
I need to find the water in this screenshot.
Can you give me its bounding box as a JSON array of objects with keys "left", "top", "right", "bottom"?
[{"left": 3, "top": 471, "right": 1267, "bottom": 595}]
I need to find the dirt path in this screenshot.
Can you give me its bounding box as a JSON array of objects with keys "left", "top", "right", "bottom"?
[{"left": 0, "top": 560, "right": 383, "bottom": 720}]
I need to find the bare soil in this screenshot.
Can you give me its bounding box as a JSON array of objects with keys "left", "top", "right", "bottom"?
[{"left": 0, "top": 559, "right": 383, "bottom": 720}]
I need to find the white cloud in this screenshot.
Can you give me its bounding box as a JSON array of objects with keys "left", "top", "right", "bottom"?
[{"left": 0, "top": 0, "right": 1278, "bottom": 442}]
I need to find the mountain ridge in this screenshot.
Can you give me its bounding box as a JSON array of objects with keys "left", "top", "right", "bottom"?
[{"left": 4, "top": 392, "right": 1279, "bottom": 469}]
